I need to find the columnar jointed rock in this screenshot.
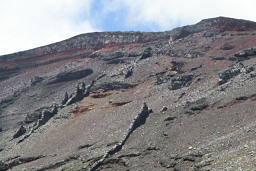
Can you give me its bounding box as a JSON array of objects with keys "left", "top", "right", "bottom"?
[{"left": 88, "top": 103, "right": 152, "bottom": 171}]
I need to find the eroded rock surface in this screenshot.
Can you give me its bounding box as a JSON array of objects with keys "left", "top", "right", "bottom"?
[{"left": 1, "top": 17, "right": 256, "bottom": 170}]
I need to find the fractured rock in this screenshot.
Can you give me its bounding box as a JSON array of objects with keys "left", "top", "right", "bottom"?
[
  {"left": 65, "top": 82, "right": 87, "bottom": 105},
  {"left": 88, "top": 103, "right": 152, "bottom": 171},
  {"left": 61, "top": 92, "right": 69, "bottom": 105},
  {"left": 140, "top": 47, "right": 152, "bottom": 60},
  {"left": 168, "top": 74, "right": 193, "bottom": 90},
  {"left": 91, "top": 82, "right": 136, "bottom": 93},
  {"left": 234, "top": 47, "right": 256, "bottom": 58},
  {"left": 211, "top": 56, "right": 225, "bottom": 60},
  {"left": 13, "top": 125, "right": 26, "bottom": 139},
  {"left": 48, "top": 68, "right": 93, "bottom": 84},
  {"left": 124, "top": 66, "right": 133, "bottom": 78},
  {"left": 191, "top": 65, "right": 202, "bottom": 71},
  {"left": 218, "top": 63, "right": 244, "bottom": 85},
  {"left": 171, "top": 61, "right": 184, "bottom": 73},
  {"left": 0, "top": 161, "right": 9, "bottom": 171},
  {"left": 33, "top": 105, "right": 58, "bottom": 130},
  {"left": 31, "top": 76, "right": 44, "bottom": 86},
  {"left": 184, "top": 98, "right": 209, "bottom": 115}
]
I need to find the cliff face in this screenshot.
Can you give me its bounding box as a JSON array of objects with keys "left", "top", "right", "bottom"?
[{"left": 1, "top": 17, "right": 256, "bottom": 170}]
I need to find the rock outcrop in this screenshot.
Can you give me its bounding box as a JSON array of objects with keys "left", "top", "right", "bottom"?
[
  {"left": 89, "top": 103, "right": 152, "bottom": 171},
  {"left": 218, "top": 63, "right": 244, "bottom": 85},
  {"left": 48, "top": 69, "right": 93, "bottom": 84},
  {"left": 234, "top": 47, "right": 256, "bottom": 58},
  {"left": 168, "top": 74, "right": 193, "bottom": 90},
  {"left": 13, "top": 125, "right": 26, "bottom": 139},
  {"left": 2, "top": 17, "right": 256, "bottom": 170}
]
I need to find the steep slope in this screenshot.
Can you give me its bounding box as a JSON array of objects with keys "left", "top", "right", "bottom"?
[{"left": 1, "top": 17, "right": 256, "bottom": 170}]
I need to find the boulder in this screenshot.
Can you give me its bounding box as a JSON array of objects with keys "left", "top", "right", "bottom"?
[{"left": 161, "top": 106, "right": 168, "bottom": 112}]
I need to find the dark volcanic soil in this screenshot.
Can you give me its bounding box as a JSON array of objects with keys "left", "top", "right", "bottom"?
[{"left": 1, "top": 17, "right": 256, "bottom": 170}]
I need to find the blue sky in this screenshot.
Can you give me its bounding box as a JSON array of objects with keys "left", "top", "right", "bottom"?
[{"left": 1, "top": 0, "right": 256, "bottom": 55}]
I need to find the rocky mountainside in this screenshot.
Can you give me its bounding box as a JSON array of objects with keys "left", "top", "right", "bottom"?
[{"left": 1, "top": 16, "right": 256, "bottom": 170}]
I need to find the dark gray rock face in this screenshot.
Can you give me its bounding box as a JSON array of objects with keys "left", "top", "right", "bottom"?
[
  {"left": 234, "top": 47, "right": 256, "bottom": 58},
  {"left": 48, "top": 69, "right": 93, "bottom": 84},
  {"left": 171, "top": 61, "right": 185, "bottom": 72},
  {"left": 106, "top": 59, "right": 125, "bottom": 64},
  {"left": 102, "top": 51, "right": 124, "bottom": 61},
  {"left": 91, "top": 82, "right": 136, "bottom": 92},
  {"left": 191, "top": 65, "right": 202, "bottom": 71},
  {"left": 0, "top": 32, "right": 170, "bottom": 62},
  {"left": 236, "top": 96, "right": 248, "bottom": 101},
  {"left": 88, "top": 103, "right": 152, "bottom": 171},
  {"left": 61, "top": 92, "right": 69, "bottom": 105},
  {"left": 0, "top": 161, "right": 9, "bottom": 171},
  {"left": 25, "top": 107, "right": 49, "bottom": 124},
  {"left": 1, "top": 155, "right": 45, "bottom": 170},
  {"left": 65, "top": 83, "right": 86, "bottom": 105},
  {"left": 218, "top": 63, "right": 244, "bottom": 85},
  {"left": 34, "top": 105, "right": 58, "bottom": 130},
  {"left": 211, "top": 56, "right": 225, "bottom": 60},
  {"left": 128, "top": 103, "right": 151, "bottom": 134},
  {"left": 140, "top": 48, "right": 152, "bottom": 60},
  {"left": 220, "top": 43, "right": 234, "bottom": 50},
  {"left": 167, "top": 49, "right": 204, "bottom": 58},
  {"left": 31, "top": 76, "right": 44, "bottom": 86},
  {"left": 183, "top": 98, "right": 209, "bottom": 115},
  {"left": 13, "top": 125, "right": 26, "bottom": 139},
  {"left": 124, "top": 66, "right": 133, "bottom": 78},
  {"left": 170, "top": 27, "right": 195, "bottom": 41},
  {"left": 188, "top": 98, "right": 209, "bottom": 111},
  {"left": 168, "top": 74, "right": 193, "bottom": 90}
]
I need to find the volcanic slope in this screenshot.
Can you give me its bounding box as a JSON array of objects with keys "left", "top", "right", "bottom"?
[{"left": 1, "top": 17, "right": 256, "bottom": 170}]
